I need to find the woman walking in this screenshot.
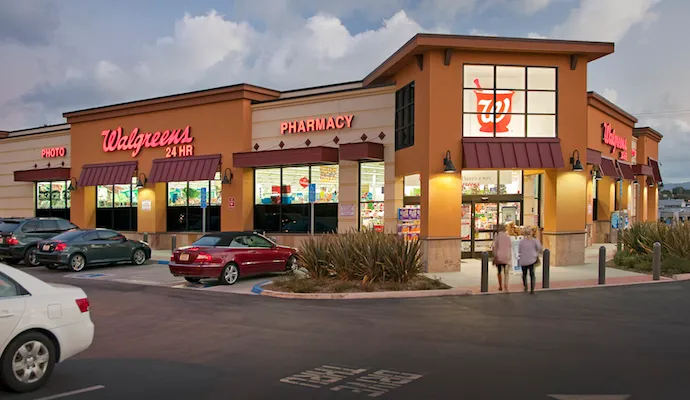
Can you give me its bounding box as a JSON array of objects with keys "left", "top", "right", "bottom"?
[
  {"left": 518, "top": 227, "right": 542, "bottom": 294},
  {"left": 492, "top": 224, "right": 512, "bottom": 291}
]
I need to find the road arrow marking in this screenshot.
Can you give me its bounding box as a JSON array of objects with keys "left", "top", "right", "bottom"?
[{"left": 549, "top": 395, "right": 631, "bottom": 400}]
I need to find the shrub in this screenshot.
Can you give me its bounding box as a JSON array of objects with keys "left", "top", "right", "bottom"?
[
  {"left": 616, "top": 221, "right": 690, "bottom": 275},
  {"left": 295, "top": 229, "right": 425, "bottom": 284},
  {"left": 295, "top": 235, "right": 331, "bottom": 279},
  {"left": 620, "top": 221, "right": 690, "bottom": 258}
]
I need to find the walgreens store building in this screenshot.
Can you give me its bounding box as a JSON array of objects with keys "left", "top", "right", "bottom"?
[{"left": 15, "top": 34, "right": 661, "bottom": 272}]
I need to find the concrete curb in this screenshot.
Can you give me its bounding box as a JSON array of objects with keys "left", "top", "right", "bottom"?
[
  {"left": 672, "top": 273, "right": 690, "bottom": 281},
  {"left": 256, "top": 278, "right": 677, "bottom": 300}
]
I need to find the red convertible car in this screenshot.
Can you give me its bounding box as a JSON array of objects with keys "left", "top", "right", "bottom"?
[{"left": 168, "top": 232, "right": 298, "bottom": 285}]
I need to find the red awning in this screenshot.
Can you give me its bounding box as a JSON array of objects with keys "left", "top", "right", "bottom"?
[
  {"left": 149, "top": 154, "right": 221, "bottom": 183},
  {"left": 14, "top": 167, "right": 70, "bottom": 182},
  {"left": 586, "top": 148, "right": 602, "bottom": 165},
  {"left": 617, "top": 161, "right": 635, "bottom": 180},
  {"left": 632, "top": 164, "right": 653, "bottom": 177},
  {"left": 462, "top": 138, "right": 565, "bottom": 169},
  {"left": 649, "top": 158, "right": 662, "bottom": 182},
  {"left": 233, "top": 147, "right": 339, "bottom": 168},
  {"left": 339, "top": 142, "right": 384, "bottom": 161},
  {"left": 78, "top": 161, "right": 137, "bottom": 187},
  {"left": 599, "top": 157, "right": 620, "bottom": 178}
]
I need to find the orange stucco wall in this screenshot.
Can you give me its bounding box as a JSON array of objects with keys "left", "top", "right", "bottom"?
[
  {"left": 391, "top": 50, "right": 590, "bottom": 239},
  {"left": 68, "top": 99, "right": 253, "bottom": 232}
]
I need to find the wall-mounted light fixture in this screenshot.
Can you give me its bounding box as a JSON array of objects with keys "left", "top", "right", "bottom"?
[
  {"left": 221, "top": 168, "right": 234, "bottom": 184},
  {"left": 135, "top": 173, "right": 147, "bottom": 189},
  {"left": 592, "top": 167, "right": 602, "bottom": 181},
  {"left": 570, "top": 150, "right": 584, "bottom": 172},
  {"left": 67, "top": 177, "right": 77, "bottom": 191},
  {"left": 648, "top": 180, "right": 655, "bottom": 188},
  {"left": 443, "top": 150, "right": 456, "bottom": 174},
  {"left": 632, "top": 179, "right": 639, "bottom": 185}
]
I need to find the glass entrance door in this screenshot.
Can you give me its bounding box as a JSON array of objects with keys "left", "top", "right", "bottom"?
[{"left": 462, "top": 199, "right": 522, "bottom": 258}]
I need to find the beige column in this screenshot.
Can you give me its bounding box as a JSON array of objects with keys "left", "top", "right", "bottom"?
[
  {"left": 384, "top": 145, "right": 403, "bottom": 233},
  {"left": 338, "top": 160, "right": 359, "bottom": 233},
  {"left": 542, "top": 169, "right": 587, "bottom": 266}
]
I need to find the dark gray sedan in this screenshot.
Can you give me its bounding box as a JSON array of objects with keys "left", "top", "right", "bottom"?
[{"left": 35, "top": 229, "right": 151, "bottom": 272}]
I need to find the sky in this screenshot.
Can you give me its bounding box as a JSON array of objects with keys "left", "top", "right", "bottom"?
[{"left": 0, "top": 0, "right": 686, "bottom": 182}]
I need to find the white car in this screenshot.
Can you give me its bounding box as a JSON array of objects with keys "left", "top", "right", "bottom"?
[{"left": 0, "top": 263, "right": 94, "bottom": 392}]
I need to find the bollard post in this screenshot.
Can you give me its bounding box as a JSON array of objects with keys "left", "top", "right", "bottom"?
[
  {"left": 542, "top": 249, "right": 550, "bottom": 289},
  {"left": 598, "top": 246, "right": 606, "bottom": 285},
  {"left": 480, "top": 252, "right": 489, "bottom": 293},
  {"left": 143, "top": 232, "right": 149, "bottom": 243},
  {"left": 652, "top": 242, "right": 661, "bottom": 281},
  {"left": 171, "top": 234, "right": 177, "bottom": 250}
]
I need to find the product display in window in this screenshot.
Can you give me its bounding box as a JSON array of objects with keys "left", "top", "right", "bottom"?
[
  {"left": 37, "top": 182, "right": 51, "bottom": 209},
  {"left": 397, "top": 206, "right": 420, "bottom": 241},
  {"left": 97, "top": 186, "right": 114, "bottom": 208},
  {"left": 168, "top": 183, "right": 188, "bottom": 206},
  {"left": 461, "top": 203, "right": 471, "bottom": 240},
  {"left": 361, "top": 202, "right": 384, "bottom": 232}
]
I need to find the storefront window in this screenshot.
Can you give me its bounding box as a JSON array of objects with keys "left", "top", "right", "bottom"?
[
  {"left": 404, "top": 174, "right": 421, "bottom": 197},
  {"left": 35, "top": 181, "right": 70, "bottom": 220},
  {"left": 463, "top": 65, "right": 557, "bottom": 138},
  {"left": 254, "top": 166, "right": 339, "bottom": 233},
  {"left": 166, "top": 172, "right": 222, "bottom": 232},
  {"left": 360, "top": 162, "right": 385, "bottom": 231},
  {"left": 462, "top": 171, "right": 522, "bottom": 195},
  {"left": 96, "top": 177, "right": 137, "bottom": 231},
  {"left": 462, "top": 171, "right": 498, "bottom": 195}
]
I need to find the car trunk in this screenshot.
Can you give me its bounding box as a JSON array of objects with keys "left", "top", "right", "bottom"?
[
  {"left": 0, "top": 220, "right": 20, "bottom": 247},
  {"left": 172, "top": 247, "right": 221, "bottom": 264}
]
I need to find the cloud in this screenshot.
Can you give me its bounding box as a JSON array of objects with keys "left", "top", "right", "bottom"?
[
  {"left": 0, "top": 0, "right": 60, "bottom": 46},
  {"left": 551, "top": 0, "right": 661, "bottom": 42},
  {"left": 600, "top": 88, "right": 619, "bottom": 104},
  {"left": 519, "top": 0, "right": 553, "bottom": 14},
  {"left": 13, "top": 9, "right": 429, "bottom": 121}
]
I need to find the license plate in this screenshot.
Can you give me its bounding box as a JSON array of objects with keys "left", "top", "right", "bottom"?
[
  {"left": 180, "top": 254, "right": 189, "bottom": 261},
  {"left": 42, "top": 244, "right": 50, "bottom": 251}
]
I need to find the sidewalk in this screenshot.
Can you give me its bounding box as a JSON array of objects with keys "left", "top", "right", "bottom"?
[{"left": 425, "top": 243, "right": 645, "bottom": 293}]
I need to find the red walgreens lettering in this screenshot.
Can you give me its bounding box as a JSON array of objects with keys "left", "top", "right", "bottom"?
[
  {"left": 101, "top": 126, "right": 193, "bottom": 157},
  {"left": 602, "top": 122, "right": 627, "bottom": 154}
]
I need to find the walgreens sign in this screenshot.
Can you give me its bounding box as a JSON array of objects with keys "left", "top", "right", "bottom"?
[
  {"left": 602, "top": 122, "right": 628, "bottom": 161},
  {"left": 101, "top": 126, "right": 194, "bottom": 157}
]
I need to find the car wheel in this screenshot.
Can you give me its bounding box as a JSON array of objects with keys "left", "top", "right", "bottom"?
[
  {"left": 68, "top": 253, "right": 86, "bottom": 272},
  {"left": 285, "top": 255, "right": 299, "bottom": 272},
  {"left": 131, "top": 249, "right": 146, "bottom": 266},
  {"left": 219, "top": 263, "right": 239, "bottom": 285},
  {"left": 0, "top": 331, "right": 56, "bottom": 393},
  {"left": 23, "top": 248, "right": 39, "bottom": 267},
  {"left": 184, "top": 277, "right": 201, "bottom": 283},
  {"left": 44, "top": 264, "right": 58, "bottom": 270}
]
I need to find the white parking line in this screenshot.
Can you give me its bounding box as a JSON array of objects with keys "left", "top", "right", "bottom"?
[{"left": 33, "top": 385, "right": 105, "bottom": 400}]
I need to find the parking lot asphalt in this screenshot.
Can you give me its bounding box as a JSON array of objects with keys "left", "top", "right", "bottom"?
[{"left": 2, "top": 267, "right": 689, "bottom": 400}]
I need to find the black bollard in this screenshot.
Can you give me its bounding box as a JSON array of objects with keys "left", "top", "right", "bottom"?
[
  {"left": 652, "top": 242, "right": 661, "bottom": 281},
  {"left": 481, "top": 252, "right": 489, "bottom": 293},
  {"left": 542, "top": 249, "right": 550, "bottom": 289},
  {"left": 598, "top": 246, "right": 606, "bottom": 285},
  {"left": 171, "top": 234, "right": 177, "bottom": 250}
]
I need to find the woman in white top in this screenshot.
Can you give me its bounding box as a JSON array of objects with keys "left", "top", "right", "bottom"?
[{"left": 518, "top": 226, "right": 542, "bottom": 294}]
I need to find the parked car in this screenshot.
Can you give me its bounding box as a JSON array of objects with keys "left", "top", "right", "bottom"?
[
  {"left": 169, "top": 232, "right": 298, "bottom": 285},
  {"left": 36, "top": 229, "right": 151, "bottom": 272},
  {"left": 0, "top": 262, "right": 94, "bottom": 393},
  {"left": 0, "top": 218, "right": 78, "bottom": 267}
]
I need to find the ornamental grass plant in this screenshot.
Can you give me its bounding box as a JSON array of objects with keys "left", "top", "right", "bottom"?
[
  {"left": 615, "top": 221, "right": 690, "bottom": 275},
  {"left": 294, "top": 229, "right": 426, "bottom": 285}
]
